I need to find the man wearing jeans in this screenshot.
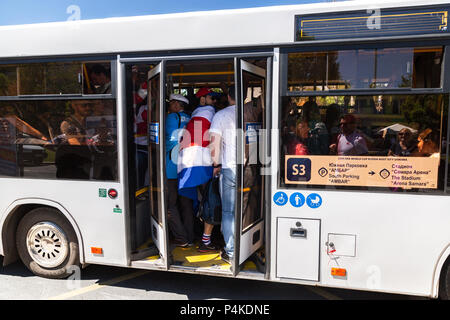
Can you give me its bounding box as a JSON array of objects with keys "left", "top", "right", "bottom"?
[
  {"left": 166, "top": 94, "right": 193, "bottom": 247},
  {"left": 209, "top": 87, "right": 237, "bottom": 264}
]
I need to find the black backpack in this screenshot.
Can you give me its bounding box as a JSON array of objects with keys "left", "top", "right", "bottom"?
[{"left": 198, "top": 177, "right": 222, "bottom": 225}]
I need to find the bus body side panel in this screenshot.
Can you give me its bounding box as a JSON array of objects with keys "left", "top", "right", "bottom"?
[
  {"left": 320, "top": 192, "right": 450, "bottom": 297},
  {"left": 270, "top": 190, "right": 450, "bottom": 297},
  {"left": 0, "top": 179, "right": 128, "bottom": 267},
  {"left": 269, "top": 48, "right": 450, "bottom": 297}
]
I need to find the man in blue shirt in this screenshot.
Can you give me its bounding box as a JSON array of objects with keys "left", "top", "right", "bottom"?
[{"left": 166, "top": 94, "right": 193, "bottom": 247}]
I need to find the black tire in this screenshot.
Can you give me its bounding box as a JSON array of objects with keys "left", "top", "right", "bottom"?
[
  {"left": 439, "top": 260, "right": 450, "bottom": 300},
  {"left": 16, "top": 207, "right": 80, "bottom": 279}
]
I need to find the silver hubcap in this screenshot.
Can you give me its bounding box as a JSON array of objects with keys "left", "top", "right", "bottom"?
[{"left": 26, "top": 222, "right": 69, "bottom": 268}]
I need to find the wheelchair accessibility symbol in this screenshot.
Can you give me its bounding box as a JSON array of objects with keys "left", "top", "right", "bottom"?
[
  {"left": 306, "top": 193, "right": 323, "bottom": 209},
  {"left": 273, "top": 192, "right": 288, "bottom": 206}
]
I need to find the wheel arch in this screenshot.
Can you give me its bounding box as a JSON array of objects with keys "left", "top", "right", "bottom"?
[
  {"left": 1, "top": 198, "right": 85, "bottom": 266},
  {"left": 432, "top": 244, "right": 450, "bottom": 299}
]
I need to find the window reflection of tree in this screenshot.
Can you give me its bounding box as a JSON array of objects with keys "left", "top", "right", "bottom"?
[{"left": 18, "top": 63, "right": 81, "bottom": 95}]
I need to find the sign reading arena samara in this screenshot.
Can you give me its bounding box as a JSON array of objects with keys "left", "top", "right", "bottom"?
[{"left": 285, "top": 155, "right": 440, "bottom": 189}]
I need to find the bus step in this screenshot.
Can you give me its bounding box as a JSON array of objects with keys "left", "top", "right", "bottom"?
[{"left": 131, "top": 245, "right": 159, "bottom": 261}]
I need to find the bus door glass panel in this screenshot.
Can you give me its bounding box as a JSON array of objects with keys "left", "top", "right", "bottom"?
[
  {"left": 238, "top": 60, "right": 266, "bottom": 265},
  {"left": 147, "top": 64, "right": 166, "bottom": 258}
]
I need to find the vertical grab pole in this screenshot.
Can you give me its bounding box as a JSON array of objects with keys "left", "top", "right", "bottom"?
[
  {"left": 264, "top": 56, "right": 273, "bottom": 280},
  {"left": 234, "top": 57, "right": 243, "bottom": 276}
]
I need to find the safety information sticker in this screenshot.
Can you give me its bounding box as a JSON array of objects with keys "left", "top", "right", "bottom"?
[
  {"left": 273, "top": 192, "right": 288, "bottom": 206},
  {"left": 285, "top": 155, "right": 440, "bottom": 189},
  {"left": 245, "top": 123, "right": 262, "bottom": 145},
  {"left": 306, "top": 193, "right": 322, "bottom": 209},
  {"left": 149, "top": 123, "right": 159, "bottom": 144},
  {"left": 289, "top": 192, "right": 305, "bottom": 208},
  {"left": 99, "top": 188, "right": 107, "bottom": 198}
]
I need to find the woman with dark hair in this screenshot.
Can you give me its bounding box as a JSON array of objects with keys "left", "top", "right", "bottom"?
[{"left": 417, "top": 128, "right": 439, "bottom": 156}]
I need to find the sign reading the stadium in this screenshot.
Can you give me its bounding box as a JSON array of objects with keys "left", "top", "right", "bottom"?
[{"left": 285, "top": 155, "right": 440, "bottom": 189}]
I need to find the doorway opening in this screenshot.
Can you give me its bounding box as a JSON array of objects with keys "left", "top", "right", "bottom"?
[
  {"left": 165, "top": 59, "right": 235, "bottom": 274},
  {"left": 125, "top": 57, "right": 269, "bottom": 276}
]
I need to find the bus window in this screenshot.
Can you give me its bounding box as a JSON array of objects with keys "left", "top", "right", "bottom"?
[
  {"left": 0, "top": 99, "right": 117, "bottom": 181},
  {"left": 0, "top": 65, "right": 18, "bottom": 96},
  {"left": 83, "top": 62, "right": 112, "bottom": 95},
  {"left": 0, "top": 61, "right": 112, "bottom": 96},
  {"left": 287, "top": 47, "right": 443, "bottom": 91},
  {"left": 279, "top": 94, "right": 448, "bottom": 193},
  {"left": 17, "top": 62, "right": 82, "bottom": 95}
]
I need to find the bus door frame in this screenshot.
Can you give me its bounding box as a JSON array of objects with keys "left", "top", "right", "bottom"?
[
  {"left": 120, "top": 51, "right": 273, "bottom": 273},
  {"left": 234, "top": 57, "right": 272, "bottom": 276},
  {"left": 146, "top": 62, "right": 170, "bottom": 269}
]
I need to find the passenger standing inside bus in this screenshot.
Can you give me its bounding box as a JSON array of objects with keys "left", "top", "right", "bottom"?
[
  {"left": 89, "top": 113, "right": 117, "bottom": 181},
  {"left": 210, "top": 91, "right": 225, "bottom": 110},
  {"left": 388, "top": 128, "right": 418, "bottom": 157},
  {"left": 166, "top": 94, "right": 194, "bottom": 247},
  {"left": 302, "top": 98, "right": 329, "bottom": 155},
  {"left": 60, "top": 100, "right": 93, "bottom": 146},
  {"left": 178, "top": 88, "right": 217, "bottom": 252},
  {"left": 210, "top": 87, "right": 237, "bottom": 264},
  {"left": 56, "top": 100, "right": 93, "bottom": 179},
  {"left": 416, "top": 128, "right": 439, "bottom": 156},
  {"left": 329, "top": 114, "right": 368, "bottom": 156},
  {"left": 134, "top": 81, "right": 149, "bottom": 188},
  {"left": 89, "top": 64, "right": 111, "bottom": 94},
  {"left": 287, "top": 120, "right": 310, "bottom": 155}
]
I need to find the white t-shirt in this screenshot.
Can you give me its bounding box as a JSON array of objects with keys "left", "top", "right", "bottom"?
[
  {"left": 209, "top": 105, "right": 236, "bottom": 173},
  {"left": 337, "top": 131, "right": 368, "bottom": 156}
]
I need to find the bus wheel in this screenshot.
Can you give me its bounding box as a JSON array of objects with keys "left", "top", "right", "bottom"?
[
  {"left": 439, "top": 260, "right": 450, "bottom": 300},
  {"left": 16, "top": 207, "right": 80, "bottom": 279}
]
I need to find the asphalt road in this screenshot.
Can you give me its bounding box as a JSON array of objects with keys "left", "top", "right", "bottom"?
[{"left": 0, "top": 256, "right": 424, "bottom": 301}]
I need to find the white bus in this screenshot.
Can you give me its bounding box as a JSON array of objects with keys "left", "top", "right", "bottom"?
[{"left": 0, "top": 0, "right": 450, "bottom": 299}]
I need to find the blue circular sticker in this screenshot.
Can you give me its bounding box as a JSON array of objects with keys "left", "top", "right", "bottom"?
[
  {"left": 273, "top": 192, "right": 288, "bottom": 206},
  {"left": 289, "top": 193, "right": 305, "bottom": 208},
  {"left": 306, "top": 193, "right": 323, "bottom": 209}
]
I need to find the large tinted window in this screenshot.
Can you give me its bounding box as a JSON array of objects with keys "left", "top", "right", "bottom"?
[
  {"left": 0, "top": 61, "right": 111, "bottom": 96},
  {"left": 288, "top": 47, "right": 443, "bottom": 91},
  {"left": 280, "top": 94, "right": 448, "bottom": 193},
  {"left": 0, "top": 99, "right": 117, "bottom": 181}
]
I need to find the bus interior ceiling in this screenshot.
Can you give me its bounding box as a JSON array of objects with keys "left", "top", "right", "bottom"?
[{"left": 129, "top": 58, "right": 267, "bottom": 274}]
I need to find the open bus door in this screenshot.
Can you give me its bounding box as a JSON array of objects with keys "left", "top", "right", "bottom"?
[
  {"left": 235, "top": 59, "right": 268, "bottom": 271},
  {"left": 146, "top": 63, "right": 169, "bottom": 267}
]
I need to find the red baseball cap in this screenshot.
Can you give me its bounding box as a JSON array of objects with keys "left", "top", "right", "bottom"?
[{"left": 195, "top": 87, "right": 213, "bottom": 98}]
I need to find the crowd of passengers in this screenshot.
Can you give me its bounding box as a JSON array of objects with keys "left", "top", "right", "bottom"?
[
  {"left": 132, "top": 81, "right": 441, "bottom": 264},
  {"left": 281, "top": 98, "right": 440, "bottom": 158},
  {"left": 134, "top": 80, "right": 249, "bottom": 265}
]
